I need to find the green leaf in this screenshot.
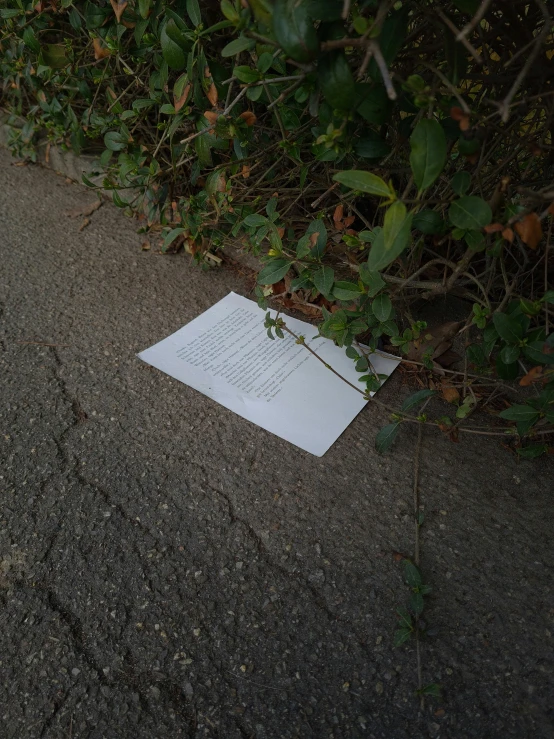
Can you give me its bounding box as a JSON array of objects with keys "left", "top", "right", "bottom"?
[
  {"left": 493, "top": 313, "right": 523, "bottom": 344},
  {"left": 402, "top": 560, "right": 422, "bottom": 587},
  {"left": 221, "top": 36, "right": 256, "bottom": 57},
  {"left": 372, "top": 293, "right": 393, "bottom": 322},
  {"left": 186, "top": 0, "right": 202, "bottom": 26},
  {"left": 22, "top": 27, "right": 41, "bottom": 54},
  {"left": 333, "top": 170, "right": 392, "bottom": 199},
  {"left": 413, "top": 210, "right": 444, "bottom": 235},
  {"left": 523, "top": 341, "right": 554, "bottom": 366},
  {"left": 449, "top": 196, "right": 492, "bottom": 230},
  {"left": 410, "top": 119, "right": 447, "bottom": 191},
  {"left": 221, "top": 0, "right": 240, "bottom": 22},
  {"left": 410, "top": 592, "right": 425, "bottom": 616},
  {"left": 244, "top": 213, "right": 267, "bottom": 227},
  {"left": 258, "top": 259, "right": 291, "bottom": 285},
  {"left": 138, "top": 0, "right": 151, "bottom": 19},
  {"left": 375, "top": 422, "right": 400, "bottom": 453},
  {"left": 333, "top": 281, "right": 363, "bottom": 301},
  {"left": 368, "top": 201, "right": 413, "bottom": 272},
  {"left": 41, "top": 43, "right": 68, "bottom": 69},
  {"left": 451, "top": 170, "right": 471, "bottom": 196},
  {"left": 495, "top": 356, "right": 519, "bottom": 381},
  {"left": 1, "top": 8, "right": 23, "bottom": 18},
  {"left": 346, "top": 346, "right": 359, "bottom": 359},
  {"left": 104, "top": 131, "right": 128, "bottom": 151},
  {"left": 517, "top": 444, "right": 548, "bottom": 459},
  {"left": 160, "top": 24, "right": 186, "bottom": 70},
  {"left": 359, "top": 265, "right": 385, "bottom": 296},
  {"left": 313, "top": 266, "right": 334, "bottom": 297},
  {"left": 394, "top": 628, "right": 412, "bottom": 647},
  {"left": 233, "top": 65, "right": 259, "bottom": 83},
  {"left": 306, "top": 219, "right": 327, "bottom": 257},
  {"left": 163, "top": 227, "right": 185, "bottom": 249},
  {"left": 401, "top": 389, "right": 435, "bottom": 411},
  {"left": 355, "top": 84, "right": 392, "bottom": 125},
  {"left": 419, "top": 683, "right": 442, "bottom": 698},
  {"left": 498, "top": 405, "right": 540, "bottom": 423},
  {"left": 296, "top": 234, "right": 311, "bottom": 258},
  {"left": 500, "top": 344, "right": 520, "bottom": 364},
  {"left": 354, "top": 132, "right": 391, "bottom": 160}
]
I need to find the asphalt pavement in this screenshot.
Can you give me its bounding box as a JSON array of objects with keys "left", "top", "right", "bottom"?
[{"left": 1, "top": 148, "right": 553, "bottom": 738}]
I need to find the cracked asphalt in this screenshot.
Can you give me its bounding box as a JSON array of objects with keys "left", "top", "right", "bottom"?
[{"left": 0, "top": 148, "right": 553, "bottom": 739}]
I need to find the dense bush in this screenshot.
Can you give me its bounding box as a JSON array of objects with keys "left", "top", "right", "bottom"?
[{"left": 1, "top": 0, "right": 553, "bottom": 454}]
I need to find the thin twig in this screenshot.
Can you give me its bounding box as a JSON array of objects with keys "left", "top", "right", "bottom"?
[{"left": 457, "top": 0, "right": 494, "bottom": 41}]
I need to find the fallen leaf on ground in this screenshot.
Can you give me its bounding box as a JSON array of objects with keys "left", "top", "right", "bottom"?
[
  {"left": 78, "top": 217, "right": 90, "bottom": 232},
  {"left": 441, "top": 384, "right": 461, "bottom": 404},
  {"left": 141, "top": 241, "right": 151, "bottom": 251},
  {"left": 515, "top": 212, "right": 543, "bottom": 249},
  {"left": 502, "top": 227, "right": 514, "bottom": 242},
  {"left": 519, "top": 366, "right": 543, "bottom": 386}
]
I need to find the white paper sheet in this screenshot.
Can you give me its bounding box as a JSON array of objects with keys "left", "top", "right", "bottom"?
[{"left": 138, "top": 292, "right": 400, "bottom": 456}]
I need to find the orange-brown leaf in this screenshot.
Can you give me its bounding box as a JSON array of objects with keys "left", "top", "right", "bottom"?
[
  {"left": 239, "top": 111, "right": 256, "bottom": 126},
  {"left": 502, "top": 227, "right": 514, "bottom": 242},
  {"left": 308, "top": 232, "right": 319, "bottom": 248},
  {"left": 519, "top": 366, "right": 543, "bottom": 386},
  {"left": 93, "top": 37, "right": 110, "bottom": 60},
  {"left": 203, "top": 110, "right": 219, "bottom": 125},
  {"left": 514, "top": 212, "right": 543, "bottom": 249},
  {"left": 484, "top": 222, "right": 503, "bottom": 234},
  {"left": 441, "top": 385, "right": 461, "bottom": 404},
  {"left": 206, "top": 82, "right": 218, "bottom": 107},
  {"left": 333, "top": 204, "right": 344, "bottom": 223},
  {"left": 241, "top": 164, "right": 250, "bottom": 179},
  {"left": 174, "top": 83, "right": 191, "bottom": 112},
  {"left": 109, "top": 0, "right": 127, "bottom": 23}
]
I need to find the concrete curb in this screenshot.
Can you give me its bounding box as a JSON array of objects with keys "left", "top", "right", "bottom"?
[{"left": 0, "top": 109, "right": 262, "bottom": 272}]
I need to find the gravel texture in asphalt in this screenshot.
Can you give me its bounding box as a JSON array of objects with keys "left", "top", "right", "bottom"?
[{"left": 0, "top": 149, "right": 553, "bottom": 738}]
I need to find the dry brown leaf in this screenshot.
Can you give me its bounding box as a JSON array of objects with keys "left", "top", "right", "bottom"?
[
  {"left": 214, "top": 171, "right": 227, "bottom": 193},
  {"left": 277, "top": 227, "right": 285, "bottom": 238},
  {"left": 515, "top": 212, "right": 543, "bottom": 249},
  {"left": 502, "top": 227, "right": 514, "bottom": 242},
  {"left": 484, "top": 222, "right": 503, "bottom": 233},
  {"left": 206, "top": 82, "right": 218, "bottom": 106},
  {"left": 548, "top": 202, "right": 554, "bottom": 216},
  {"left": 174, "top": 83, "right": 191, "bottom": 113},
  {"left": 78, "top": 217, "right": 90, "bottom": 232},
  {"left": 441, "top": 384, "right": 460, "bottom": 404},
  {"left": 141, "top": 240, "right": 151, "bottom": 251},
  {"left": 239, "top": 111, "right": 256, "bottom": 126},
  {"left": 241, "top": 164, "right": 250, "bottom": 179},
  {"left": 109, "top": 0, "right": 127, "bottom": 23},
  {"left": 450, "top": 106, "right": 470, "bottom": 131},
  {"left": 203, "top": 110, "right": 218, "bottom": 125},
  {"left": 308, "top": 232, "right": 319, "bottom": 248},
  {"left": 333, "top": 204, "right": 344, "bottom": 223},
  {"left": 519, "top": 366, "right": 543, "bottom": 386},
  {"left": 93, "top": 37, "right": 110, "bottom": 60}
]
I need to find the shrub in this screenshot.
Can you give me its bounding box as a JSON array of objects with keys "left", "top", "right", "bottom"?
[{"left": 1, "top": 0, "right": 553, "bottom": 453}]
